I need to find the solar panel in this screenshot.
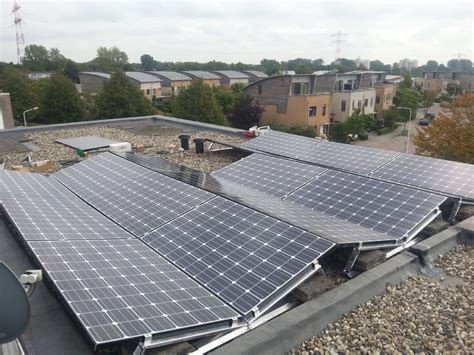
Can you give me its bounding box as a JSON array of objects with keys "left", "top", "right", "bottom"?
[
  {"left": 142, "top": 197, "right": 335, "bottom": 316},
  {"left": 371, "top": 153, "right": 474, "bottom": 201},
  {"left": 28, "top": 239, "right": 239, "bottom": 347},
  {"left": 241, "top": 131, "right": 400, "bottom": 175},
  {"left": 116, "top": 153, "right": 397, "bottom": 245},
  {"left": 53, "top": 153, "right": 214, "bottom": 236},
  {"left": 212, "top": 154, "right": 328, "bottom": 198},
  {"left": 55, "top": 136, "right": 119, "bottom": 151},
  {"left": 284, "top": 170, "right": 446, "bottom": 239},
  {"left": 0, "top": 170, "right": 131, "bottom": 241}
]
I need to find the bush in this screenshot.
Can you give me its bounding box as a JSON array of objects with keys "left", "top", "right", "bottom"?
[
  {"left": 377, "top": 127, "right": 393, "bottom": 135},
  {"left": 358, "top": 132, "right": 369, "bottom": 140},
  {"left": 330, "top": 122, "right": 348, "bottom": 143},
  {"left": 270, "top": 123, "right": 317, "bottom": 138}
]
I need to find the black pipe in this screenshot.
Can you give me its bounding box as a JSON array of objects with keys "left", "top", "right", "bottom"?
[
  {"left": 178, "top": 134, "right": 191, "bottom": 150},
  {"left": 193, "top": 138, "right": 205, "bottom": 154}
]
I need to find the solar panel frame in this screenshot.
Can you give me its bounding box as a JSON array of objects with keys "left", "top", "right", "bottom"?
[
  {"left": 370, "top": 153, "right": 474, "bottom": 201},
  {"left": 27, "top": 239, "right": 240, "bottom": 348},
  {"left": 53, "top": 153, "right": 215, "bottom": 237},
  {"left": 55, "top": 136, "right": 119, "bottom": 151},
  {"left": 143, "top": 196, "right": 335, "bottom": 317}
]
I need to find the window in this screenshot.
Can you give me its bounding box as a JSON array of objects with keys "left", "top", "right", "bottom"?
[
  {"left": 364, "top": 99, "right": 369, "bottom": 107},
  {"left": 146, "top": 89, "right": 151, "bottom": 95},
  {"left": 376, "top": 95, "right": 381, "bottom": 104},
  {"left": 352, "top": 100, "right": 355, "bottom": 109},
  {"left": 309, "top": 106, "right": 317, "bottom": 116},
  {"left": 153, "top": 88, "right": 157, "bottom": 94},
  {"left": 370, "top": 98, "right": 373, "bottom": 107},
  {"left": 358, "top": 100, "right": 362, "bottom": 109},
  {"left": 322, "top": 104, "right": 327, "bottom": 116},
  {"left": 341, "top": 100, "right": 346, "bottom": 112},
  {"left": 257, "top": 84, "right": 262, "bottom": 94},
  {"left": 292, "top": 82, "right": 308, "bottom": 95}
]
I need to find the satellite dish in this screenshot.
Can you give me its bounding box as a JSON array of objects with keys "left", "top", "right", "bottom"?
[{"left": 0, "top": 262, "right": 31, "bottom": 344}]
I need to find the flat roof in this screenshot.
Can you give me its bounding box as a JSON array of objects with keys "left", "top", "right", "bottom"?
[
  {"left": 181, "top": 71, "right": 221, "bottom": 80},
  {"left": 125, "top": 71, "right": 162, "bottom": 83},
  {"left": 79, "top": 72, "right": 111, "bottom": 79},
  {"left": 146, "top": 71, "right": 192, "bottom": 81}
]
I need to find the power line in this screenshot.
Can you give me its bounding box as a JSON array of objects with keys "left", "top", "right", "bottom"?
[
  {"left": 12, "top": 0, "right": 26, "bottom": 64},
  {"left": 330, "top": 30, "right": 348, "bottom": 64}
]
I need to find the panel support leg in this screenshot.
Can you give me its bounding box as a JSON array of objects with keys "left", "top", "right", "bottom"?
[
  {"left": 449, "top": 198, "right": 462, "bottom": 224},
  {"left": 343, "top": 246, "right": 361, "bottom": 278}
]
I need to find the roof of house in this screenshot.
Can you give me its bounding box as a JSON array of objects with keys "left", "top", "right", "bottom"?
[
  {"left": 125, "top": 71, "right": 162, "bottom": 83},
  {"left": 242, "top": 70, "right": 268, "bottom": 78},
  {"left": 343, "top": 70, "right": 386, "bottom": 75},
  {"left": 182, "top": 71, "right": 221, "bottom": 80},
  {"left": 213, "top": 70, "right": 250, "bottom": 79},
  {"left": 79, "top": 72, "right": 111, "bottom": 79},
  {"left": 146, "top": 71, "right": 192, "bottom": 81}
]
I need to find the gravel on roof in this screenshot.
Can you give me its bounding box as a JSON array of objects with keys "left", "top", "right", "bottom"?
[
  {"left": 291, "top": 245, "right": 473, "bottom": 354},
  {"left": 1, "top": 125, "right": 248, "bottom": 173}
]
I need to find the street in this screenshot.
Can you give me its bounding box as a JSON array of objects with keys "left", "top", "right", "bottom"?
[{"left": 355, "top": 103, "right": 442, "bottom": 154}]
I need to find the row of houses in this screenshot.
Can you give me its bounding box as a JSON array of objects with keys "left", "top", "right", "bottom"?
[
  {"left": 78, "top": 70, "right": 268, "bottom": 98},
  {"left": 244, "top": 71, "right": 397, "bottom": 135},
  {"left": 413, "top": 71, "right": 474, "bottom": 96}
]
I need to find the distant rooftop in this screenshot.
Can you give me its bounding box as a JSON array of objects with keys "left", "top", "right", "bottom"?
[
  {"left": 181, "top": 70, "right": 221, "bottom": 80},
  {"left": 79, "top": 72, "right": 111, "bottom": 79},
  {"left": 343, "top": 70, "right": 386, "bottom": 75},
  {"left": 213, "top": 70, "right": 249, "bottom": 79},
  {"left": 146, "top": 71, "right": 192, "bottom": 81},
  {"left": 242, "top": 70, "right": 268, "bottom": 78},
  {"left": 125, "top": 72, "right": 162, "bottom": 83}
]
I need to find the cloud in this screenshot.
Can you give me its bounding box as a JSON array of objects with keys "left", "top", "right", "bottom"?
[{"left": 0, "top": 0, "right": 472, "bottom": 65}]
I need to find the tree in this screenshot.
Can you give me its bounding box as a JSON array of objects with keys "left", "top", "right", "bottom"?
[
  {"left": 260, "top": 59, "right": 280, "bottom": 76},
  {"left": 172, "top": 78, "right": 226, "bottom": 125},
  {"left": 414, "top": 94, "right": 474, "bottom": 163},
  {"left": 95, "top": 46, "right": 129, "bottom": 71},
  {"left": 345, "top": 112, "right": 366, "bottom": 134},
  {"left": 63, "top": 60, "right": 80, "bottom": 83},
  {"left": 213, "top": 86, "right": 237, "bottom": 114},
  {"left": 96, "top": 71, "right": 155, "bottom": 119},
  {"left": 425, "top": 60, "right": 439, "bottom": 71},
  {"left": 446, "top": 83, "right": 462, "bottom": 97},
  {"left": 0, "top": 67, "right": 39, "bottom": 120},
  {"left": 140, "top": 54, "right": 155, "bottom": 71},
  {"left": 398, "top": 73, "right": 413, "bottom": 89},
  {"left": 22, "top": 44, "right": 50, "bottom": 71},
  {"left": 227, "top": 94, "right": 264, "bottom": 129},
  {"left": 421, "top": 90, "right": 436, "bottom": 110},
  {"left": 370, "top": 60, "right": 385, "bottom": 71},
  {"left": 330, "top": 122, "right": 348, "bottom": 143},
  {"left": 39, "top": 73, "right": 85, "bottom": 124},
  {"left": 447, "top": 58, "right": 473, "bottom": 73},
  {"left": 383, "top": 108, "right": 400, "bottom": 129},
  {"left": 394, "top": 88, "right": 422, "bottom": 121}
]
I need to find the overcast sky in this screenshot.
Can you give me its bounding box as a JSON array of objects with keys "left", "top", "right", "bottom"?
[{"left": 0, "top": 0, "right": 472, "bottom": 65}]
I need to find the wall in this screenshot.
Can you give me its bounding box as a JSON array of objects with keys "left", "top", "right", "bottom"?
[
  {"left": 203, "top": 79, "right": 221, "bottom": 87},
  {"left": 78, "top": 74, "right": 109, "bottom": 95},
  {"left": 246, "top": 76, "right": 292, "bottom": 113},
  {"left": 375, "top": 85, "right": 395, "bottom": 118},
  {"left": 139, "top": 82, "right": 162, "bottom": 99},
  {"left": 331, "top": 89, "right": 376, "bottom": 122},
  {"left": 0, "top": 94, "right": 15, "bottom": 129}
]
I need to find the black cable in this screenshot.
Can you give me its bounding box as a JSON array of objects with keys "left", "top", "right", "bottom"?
[{"left": 27, "top": 282, "right": 37, "bottom": 298}]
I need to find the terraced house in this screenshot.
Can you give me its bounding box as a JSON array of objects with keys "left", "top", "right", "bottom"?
[
  {"left": 145, "top": 71, "right": 192, "bottom": 96},
  {"left": 244, "top": 73, "right": 336, "bottom": 136}
]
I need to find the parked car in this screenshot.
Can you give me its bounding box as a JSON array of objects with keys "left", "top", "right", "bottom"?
[
  {"left": 418, "top": 118, "right": 429, "bottom": 126},
  {"left": 425, "top": 111, "right": 436, "bottom": 120}
]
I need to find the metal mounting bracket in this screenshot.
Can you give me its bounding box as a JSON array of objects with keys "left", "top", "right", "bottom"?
[{"left": 343, "top": 246, "right": 361, "bottom": 278}]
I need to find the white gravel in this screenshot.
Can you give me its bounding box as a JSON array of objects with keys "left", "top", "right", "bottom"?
[
  {"left": 291, "top": 245, "right": 473, "bottom": 354},
  {"left": 2, "top": 125, "right": 248, "bottom": 173}
]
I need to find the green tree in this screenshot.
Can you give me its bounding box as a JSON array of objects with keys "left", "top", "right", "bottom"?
[
  {"left": 94, "top": 46, "right": 129, "bottom": 71},
  {"left": 369, "top": 60, "right": 386, "bottom": 71},
  {"left": 398, "top": 73, "right": 413, "bottom": 89},
  {"left": 345, "top": 112, "right": 366, "bottom": 134},
  {"left": 447, "top": 58, "right": 473, "bottom": 73},
  {"left": 227, "top": 94, "right": 264, "bottom": 129},
  {"left": 260, "top": 59, "right": 280, "bottom": 76},
  {"left": 22, "top": 44, "right": 50, "bottom": 71},
  {"left": 394, "top": 88, "right": 422, "bottom": 117},
  {"left": 140, "top": 54, "right": 155, "bottom": 71},
  {"left": 212, "top": 86, "right": 237, "bottom": 114},
  {"left": 0, "top": 67, "right": 39, "bottom": 120},
  {"left": 96, "top": 71, "right": 155, "bottom": 119},
  {"left": 446, "top": 83, "right": 462, "bottom": 97},
  {"left": 63, "top": 60, "right": 80, "bottom": 83},
  {"left": 172, "top": 79, "right": 226, "bottom": 125},
  {"left": 425, "top": 60, "right": 439, "bottom": 71},
  {"left": 383, "top": 108, "right": 400, "bottom": 129},
  {"left": 39, "top": 73, "right": 85, "bottom": 124},
  {"left": 421, "top": 90, "right": 436, "bottom": 110},
  {"left": 330, "top": 122, "right": 348, "bottom": 143}
]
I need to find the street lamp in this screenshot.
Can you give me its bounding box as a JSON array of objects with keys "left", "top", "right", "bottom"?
[
  {"left": 23, "top": 107, "right": 39, "bottom": 127},
  {"left": 398, "top": 106, "right": 412, "bottom": 154}
]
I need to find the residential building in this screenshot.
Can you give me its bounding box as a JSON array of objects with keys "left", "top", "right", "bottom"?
[
  {"left": 212, "top": 71, "right": 249, "bottom": 87},
  {"left": 385, "top": 75, "right": 404, "bottom": 86},
  {"left": 0, "top": 93, "right": 15, "bottom": 129},
  {"left": 78, "top": 72, "right": 111, "bottom": 95},
  {"left": 374, "top": 84, "right": 396, "bottom": 118},
  {"left": 242, "top": 70, "right": 268, "bottom": 83},
  {"left": 399, "top": 58, "right": 418, "bottom": 71},
  {"left": 414, "top": 72, "right": 461, "bottom": 96},
  {"left": 124, "top": 72, "right": 162, "bottom": 99},
  {"left": 146, "top": 71, "right": 192, "bottom": 96},
  {"left": 244, "top": 74, "right": 335, "bottom": 135},
  {"left": 180, "top": 71, "right": 221, "bottom": 86}
]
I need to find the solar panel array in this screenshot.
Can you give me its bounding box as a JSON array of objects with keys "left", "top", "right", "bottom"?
[
  {"left": 241, "top": 131, "right": 400, "bottom": 175},
  {"left": 371, "top": 153, "right": 474, "bottom": 200},
  {"left": 212, "top": 154, "right": 327, "bottom": 198},
  {"left": 53, "top": 153, "right": 214, "bottom": 236},
  {"left": 284, "top": 170, "right": 446, "bottom": 239},
  {"left": 29, "top": 239, "right": 239, "bottom": 345},
  {"left": 143, "top": 197, "right": 334, "bottom": 315}
]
